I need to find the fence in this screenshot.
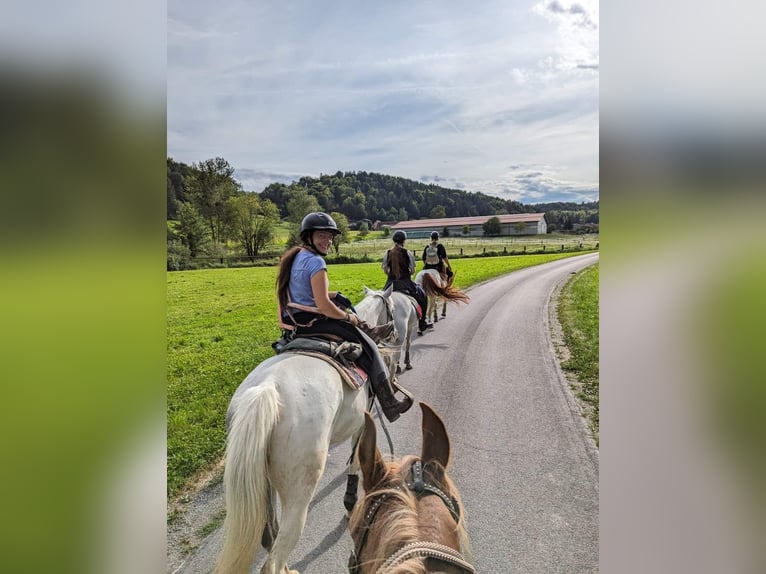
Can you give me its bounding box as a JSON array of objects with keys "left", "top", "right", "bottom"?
[{"left": 173, "top": 235, "right": 599, "bottom": 269}]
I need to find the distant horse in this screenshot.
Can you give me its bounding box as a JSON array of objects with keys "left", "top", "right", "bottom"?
[
  {"left": 348, "top": 402, "right": 475, "bottom": 574},
  {"left": 415, "top": 269, "right": 470, "bottom": 323},
  {"left": 215, "top": 290, "right": 396, "bottom": 574},
  {"left": 356, "top": 286, "right": 420, "bottom": 373}
]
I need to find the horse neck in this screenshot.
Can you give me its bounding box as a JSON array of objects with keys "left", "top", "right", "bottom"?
[{"left": 357, "top": 294, "right": 390, "bottom": 327}]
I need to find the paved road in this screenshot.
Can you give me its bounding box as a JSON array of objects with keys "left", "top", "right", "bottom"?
[{"left": 177, "top": 252, "right": 599, "bottom": 573}]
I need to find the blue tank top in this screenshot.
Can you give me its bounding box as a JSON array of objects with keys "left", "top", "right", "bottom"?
[{"left": 287, "top": 248, "right": 326, "bottom": 308}]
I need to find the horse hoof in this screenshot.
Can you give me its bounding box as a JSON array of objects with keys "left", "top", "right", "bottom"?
[
  {"left": 405, "top": 364, "right": 413, "bottom": 370},
  {"left": 396, "top": 365, "right": 402, "bottom": 374}
]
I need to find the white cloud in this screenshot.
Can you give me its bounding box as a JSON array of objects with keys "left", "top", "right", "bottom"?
[{"left": 167, "top": 0, "right": 599, "bottom": 203}]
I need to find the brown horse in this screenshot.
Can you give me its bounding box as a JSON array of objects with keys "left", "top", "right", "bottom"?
[{"left": 348, "top": 403, "right": 475, "bottom": 574}]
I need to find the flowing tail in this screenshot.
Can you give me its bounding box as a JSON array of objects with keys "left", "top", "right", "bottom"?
[
  {"left": 214, "top": 384, "right": 281, "bottom": 574},
  {"left": 421, "top": 272, "right": 470, "bottom": 304}
]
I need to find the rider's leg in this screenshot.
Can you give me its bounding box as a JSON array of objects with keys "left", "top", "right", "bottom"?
[
  {"left": 413, "top": 286, "right": 433, "bottom": 331},
  {"left": 356, "top": 330, "right": 413, "bottom": 422}
]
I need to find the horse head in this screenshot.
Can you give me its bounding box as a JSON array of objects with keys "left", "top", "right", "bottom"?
[{"left": 349, "top": 403, "right": 474, "bottom": 573}]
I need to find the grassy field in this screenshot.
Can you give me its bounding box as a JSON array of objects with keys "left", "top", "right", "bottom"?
[
  {"left": 557, "top": 263, "right": 599, "bottom": 441},
  {"left": 167, "top": 251, "right": 597, "bottom": 497}
]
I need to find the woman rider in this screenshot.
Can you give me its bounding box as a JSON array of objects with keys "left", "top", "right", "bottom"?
[
  {"left": 276, "top": 212, "right": 413, "bottom": 422},
  {"left": 381, "top": 230, "right": 433, "bottom": 333}
]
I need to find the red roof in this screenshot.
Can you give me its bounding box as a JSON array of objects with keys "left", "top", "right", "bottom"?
[{"left": 391, "top": 213, "right": 545, "bottom": 229}]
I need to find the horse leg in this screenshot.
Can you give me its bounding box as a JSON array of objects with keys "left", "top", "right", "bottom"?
[
  {"left": 261, "top": 483, "right": 279, "bottom": 551},
  {"left": 404, "top": 323, "right": 413, "bottom": 370},
  {"left": 441, "top": 296, "right": 447, "bottom": 318},
  {"left": 430, "top": 294, "right": 438, "bottom": 323},
  {"left": 343, "top": 429, "right": 363, "bottom": 512},
  {"left": 261, "top": 456, "right": 325, "bottom": 574}
]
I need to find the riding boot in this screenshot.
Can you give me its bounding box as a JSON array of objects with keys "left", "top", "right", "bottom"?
[
  {"left": 419, "top": 318, "right": 434, "bottom": 333},
  {"left": 370, "top": 374, "right": 413, "bottom": 422}
]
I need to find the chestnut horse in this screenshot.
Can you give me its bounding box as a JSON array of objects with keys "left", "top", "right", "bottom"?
[{"left": 348, "top": 403, "right": 475, "bottom": 573}]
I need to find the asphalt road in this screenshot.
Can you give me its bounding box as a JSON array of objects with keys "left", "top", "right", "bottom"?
[{"left": 177, "top": 252, "right": 599, "bottom": 574}]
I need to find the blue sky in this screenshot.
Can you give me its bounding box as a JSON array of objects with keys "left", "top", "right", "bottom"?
[{"left": 168, "top": 0, "right": 599, "bottom": 204}]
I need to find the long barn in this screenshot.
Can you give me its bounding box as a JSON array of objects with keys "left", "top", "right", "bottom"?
[{"left": 390, "top": 213, "right": 547, "bottom": 238}]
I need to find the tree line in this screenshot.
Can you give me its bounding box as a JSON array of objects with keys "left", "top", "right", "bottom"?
[{"left": 167, "top": 156, "right": 599, "bottom": 269}]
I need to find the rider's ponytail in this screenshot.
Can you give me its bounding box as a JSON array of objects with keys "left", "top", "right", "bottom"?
[{"left": 276, "top": 246, "right": 301, "bottom": 311}]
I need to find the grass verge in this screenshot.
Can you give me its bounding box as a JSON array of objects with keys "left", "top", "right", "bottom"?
[{"left": 557, "top": 263, "right": 599, "bottom": 442}]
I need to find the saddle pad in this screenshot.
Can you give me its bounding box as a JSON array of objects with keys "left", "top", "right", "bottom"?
[
  {"left": 405, "top": 295, "right": 422, "bottom": 320},
  {"left": 283, "top": 350, "right": 367, "bottom": 390}
]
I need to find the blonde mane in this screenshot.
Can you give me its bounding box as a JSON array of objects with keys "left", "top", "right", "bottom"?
[{"left": 349, "top": 455, "right": 471, "bottom": 574}]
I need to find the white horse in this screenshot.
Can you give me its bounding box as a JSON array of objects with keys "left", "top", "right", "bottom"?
[
  {"left": 356, "top": 286, "right": 419, "bottom": 373},
  {"left": 215, "top": 291, "right": 392, "bottom": 574},
  {"left": 415, "top": 268, "right": 470, "bottom": 323}
]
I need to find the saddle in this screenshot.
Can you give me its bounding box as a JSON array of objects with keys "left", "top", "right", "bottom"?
[{"left": 272, "top": 335, "right": 368, "bottom": 390}]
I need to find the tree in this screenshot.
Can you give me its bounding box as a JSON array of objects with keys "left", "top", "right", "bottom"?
[
  {"left": 429, "top": 205, "right": 446, "bottom": 219},
  {"left": 229, "top": 194, "right": 280, "bottom": 258},
  {"left": 462, "top": 225, "right": 471, "bottom": 236},
  {"left": 514, "top": 222, "right": 526, "bottom": 235},
  {"left": 483, "top": 216, "right": 502, "bottom": 236},
  {"left": 286, "top": 191, "right": 322, "bottom": 246},
  {"left": 358, "top": 222, "right": 369, "bottom": 237},
  {"left": 329, "top": 211, "right": 351, "bottom": 255},
  {"left": 186, "top": 157, "right": 240, "bottom": 244},
  {"left": 176, "top": 202, "right": 209, "bottom": 257}
]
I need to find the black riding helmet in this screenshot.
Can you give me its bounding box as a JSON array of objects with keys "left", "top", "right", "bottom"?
[
  {"left": 300, "top": 212, "right": 340, "bottom": 243},
  {"left": 392, "top": 230, "right": 407, "bottom": 244},
  {"left": 430, "top": 231, "right": 439, "bottom": 241}
]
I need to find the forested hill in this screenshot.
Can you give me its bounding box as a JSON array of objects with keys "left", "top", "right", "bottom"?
[{"left": 168, "top": 158, "right": 598, "bottom": 228}]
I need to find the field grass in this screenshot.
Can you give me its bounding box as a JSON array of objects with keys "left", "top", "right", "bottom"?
[
  {"left": 167, "top": 251, "right": 597, "bottom": 496},
  {"left": 557, "top": 263, "right": 599, "bottom": 441}
]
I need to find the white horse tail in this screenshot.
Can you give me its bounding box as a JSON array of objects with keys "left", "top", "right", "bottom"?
[
  {"left": 215, "top": 383, "right": 281, "bottom": 574},
  {"left": 421, "top": 272, "right": 470, "bottom": 304}
]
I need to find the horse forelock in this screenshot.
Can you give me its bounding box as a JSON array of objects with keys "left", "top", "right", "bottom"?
[{"left": 350, "top": 455, "right": 470, "bottom": 573}]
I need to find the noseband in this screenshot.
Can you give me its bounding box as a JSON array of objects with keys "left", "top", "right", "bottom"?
[{"left": 349, "top": 459, "right": 475, "bottom": 573}]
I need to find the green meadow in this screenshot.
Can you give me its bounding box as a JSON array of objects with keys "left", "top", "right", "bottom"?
[{"left": 167, "top": 251, "right": 597, "bottom": 497}]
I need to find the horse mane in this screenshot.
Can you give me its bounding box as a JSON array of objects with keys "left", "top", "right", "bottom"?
[{"left": 349, "top": 455, "right": 471, "bottom": 573}]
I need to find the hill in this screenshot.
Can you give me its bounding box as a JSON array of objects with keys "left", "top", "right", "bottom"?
[{"left": 167, "top": 159, "right": 598, "bottom": 231}]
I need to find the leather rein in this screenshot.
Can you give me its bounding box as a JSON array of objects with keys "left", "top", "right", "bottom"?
[{"left": 348, "top": 459, "right": 475, "bottom": 574}]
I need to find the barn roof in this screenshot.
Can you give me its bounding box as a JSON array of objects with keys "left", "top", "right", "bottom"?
[{"left": 391, "top": 213, "right": 545, "bottom": 229}]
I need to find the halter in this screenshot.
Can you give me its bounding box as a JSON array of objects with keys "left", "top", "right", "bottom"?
[{"left": 348, "top": 459, "right": 475, "bottom": 574}]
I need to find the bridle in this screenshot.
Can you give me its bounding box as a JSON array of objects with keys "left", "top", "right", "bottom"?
[
  {"left": 348, "top": 459, "right": 475, "bottom": 574},
  {"left": 371, "top": 292, "right": 394, "bottom": 325}
]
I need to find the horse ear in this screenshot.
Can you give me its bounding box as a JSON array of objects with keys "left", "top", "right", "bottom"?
[
  {"left": 382, "top": 284, "right": 393, "bottom": 298},
  {"left": 358, "top": 412, "right": 386, "bottom": 490},
  {"left": 419, "top": 402, "right": 450, "bottom": 468},
  {"left": 363, "top": 285, "right": 371, "bottom": 295}
]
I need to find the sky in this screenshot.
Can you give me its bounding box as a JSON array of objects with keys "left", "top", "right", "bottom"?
[{"left": 168, "top": 0, "right": 599, "bottom": 205}]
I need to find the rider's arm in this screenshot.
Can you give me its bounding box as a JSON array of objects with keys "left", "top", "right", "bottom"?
[
  {"left": 311, "top": 270, "right": 358, "bottom": 324},
  {"left": 407, "top": 251, "right": 416, "bottom": 275},
  {"left": 381, "top": 250, "right": 390, "bottom": 274}
]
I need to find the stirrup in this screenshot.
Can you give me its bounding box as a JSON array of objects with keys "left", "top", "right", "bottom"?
[{"left": 390, "top": 379, "right": 414, "bottom": 401}]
